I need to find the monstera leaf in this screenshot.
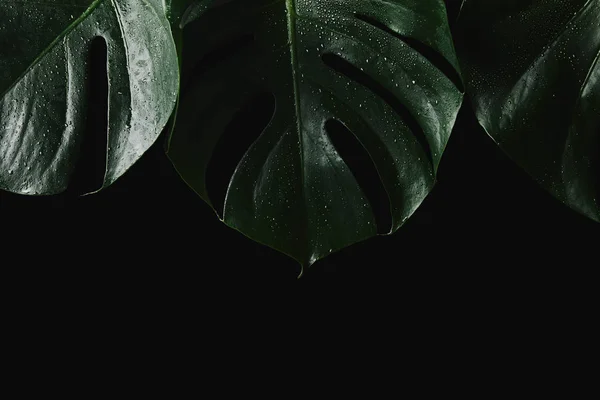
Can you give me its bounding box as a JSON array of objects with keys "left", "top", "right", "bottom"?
[
  {"left": 167, "top": 0, "right": 463, "bottom": 267},
  {"left": 0, "top": 0, "right": 179, "bottom": 194},
  {"left": 456, "top": 0, "right": 600, "bottom": 222}
]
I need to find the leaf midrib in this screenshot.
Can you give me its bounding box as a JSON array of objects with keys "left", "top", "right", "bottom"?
[{"left": 284, "top": 0, "right": 310, "bottom": 260}]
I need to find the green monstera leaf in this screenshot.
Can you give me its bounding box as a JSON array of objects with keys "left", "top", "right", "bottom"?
[
  {"left": 456, "top": 0, "right": 600, "bottom": 222},
  {"left": 167, "top": 0, "right": 463, "bottom": 268},
  {"left": 0, "top": 0, "right": 179, "bottom": 194}
]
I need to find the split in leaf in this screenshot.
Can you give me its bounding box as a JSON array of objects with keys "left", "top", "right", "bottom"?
[
  {"left": 0, "top": 0, "right": 179, "bottom": 194},
  {"left": 167, "top": 0, "right": 463, "bottom": 267}
]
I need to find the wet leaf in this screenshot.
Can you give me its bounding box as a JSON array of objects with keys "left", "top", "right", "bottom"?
[
  {"left": 167, "top": 0, "right": 463, "bottom": 267},
  {"left": 456, "top": 0, "right": 600, "bottom": 222},
  {"left": 0, "top": 0, "right": 179, "bottom": 194}
]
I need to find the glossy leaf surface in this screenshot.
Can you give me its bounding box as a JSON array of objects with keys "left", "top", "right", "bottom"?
[
  {"left": 0, "top": 0, "right": 179, "bottom": 194},
  {"left": 168, "top": 0, "right": 463, "bottom": 266},
  {"left": 456, "top": 0, "right": 600, "bottom": 222}
]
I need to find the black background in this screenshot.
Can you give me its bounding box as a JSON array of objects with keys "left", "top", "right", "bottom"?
[{"left": 1, "top": 1, "right": 597, "bottom": 289}]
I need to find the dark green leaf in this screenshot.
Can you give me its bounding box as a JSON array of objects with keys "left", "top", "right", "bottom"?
[
  {"left": 167, "top": 0, "right": 463, "bottom": 267},
  {"left": 0, "top": 0, "right": 179, "bottom": 194},
  {"left": 456, "top": 0, "right": 600, "bottom": 222}
]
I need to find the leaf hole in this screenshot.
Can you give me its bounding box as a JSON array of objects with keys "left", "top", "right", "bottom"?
[
  {"left": 68, "top": 36, "right": 108, "bottom": 195},
  {"left": 325, "top": 119, "right": 392, "bottom": 234},
  {"left": 206, "top": 92, "right": 276, "bottom": 218},
  {"left": 321, "top": 52, "right": 433, "bottom": 165},
  {"left": 354, "top": 13, "right": 464, "bottom": 93}
]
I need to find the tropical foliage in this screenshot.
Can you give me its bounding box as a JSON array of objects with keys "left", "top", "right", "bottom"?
[{"left": 1, "top": 0, "right": 597, "bottom": 270}]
